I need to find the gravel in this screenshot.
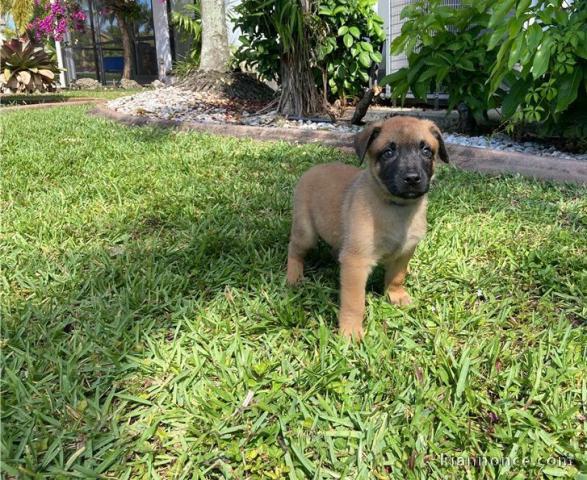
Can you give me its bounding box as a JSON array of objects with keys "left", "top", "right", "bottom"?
[
  {"left": 107, "top": 87, "right": 587, "bottom": 161},
  {"left": 443, "top": 132, "right": 586, "bottom": 160}
]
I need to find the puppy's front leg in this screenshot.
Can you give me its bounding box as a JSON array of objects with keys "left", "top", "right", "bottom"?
[
  {"left": 339, "top": 254, "right": 373, "bottom": 339},
  {"left": 384, "top": 250, "right": 415, "bottom": 306}
]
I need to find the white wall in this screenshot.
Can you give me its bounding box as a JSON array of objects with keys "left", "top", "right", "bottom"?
[
  {"left": 153, "top": 0, "right": 173, "bottom": 79},
  {"left": 225, "top": 0, "right": 242, "bottom": 46}
]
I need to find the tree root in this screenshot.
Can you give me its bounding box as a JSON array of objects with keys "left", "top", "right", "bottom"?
[{"left": 178, "top": 71, "right": 276, "bottom": 103}]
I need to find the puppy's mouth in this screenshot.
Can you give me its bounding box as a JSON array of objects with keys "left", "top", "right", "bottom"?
[
  {"left": 375, "top": 168, "right": 430, "bottom": 201},
  {"left": 397, "top": 190, "right": 425, "bottom": 199},
  {"left": 386, "top": 184, "right": 429, "bottom": 200}
]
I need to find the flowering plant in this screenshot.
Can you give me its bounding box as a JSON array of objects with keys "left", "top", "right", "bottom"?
[{"left": 29, "top": 0, "right": 86, "bottom": 42}]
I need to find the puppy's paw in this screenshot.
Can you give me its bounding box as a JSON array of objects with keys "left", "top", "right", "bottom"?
[
  {"left": 388, "top": 288, "right": 412, "bottom": 306},
  {"left": 339, "top": 323, "right": 364, "bottom": 341},
  {"left": 286, "top": 272, "right": 304, "bottom": 286}
]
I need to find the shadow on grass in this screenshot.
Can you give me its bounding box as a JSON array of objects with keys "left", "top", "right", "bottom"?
[
  {"left": 3, "top": 117, "right": 586, "bottom": 476},
  {"left": 1, "top": 94, "right": 85, "bottom": 106}
]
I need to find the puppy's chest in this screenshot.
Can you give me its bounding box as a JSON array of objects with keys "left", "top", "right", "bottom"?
[{"left": 375, "top": 216, "right": 426, "bottom": 258}]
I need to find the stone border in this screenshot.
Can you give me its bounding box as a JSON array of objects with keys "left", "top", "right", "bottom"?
[{"left": 89, "top": 103, "right": 587, "bottom": 184}]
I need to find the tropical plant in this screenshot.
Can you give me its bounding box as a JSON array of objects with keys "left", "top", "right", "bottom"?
[
  {"left": 381, "top": 0, "right": 500, "bottom": 129},
  {"left": 0, "top": 0, "right": 12, "bottom": 18},
  {"left": 315, "top": 0, "right": 385, "bottom": 99},
  {"left": 1, "top": 0, "right": 84, "bottom": 38},
  {"left": 233, "top": 0, "right": 322, "bottom": 116},
  {"left": 232, "top": 1, "right": 281, "bottom": 83},
  {"left": 275, "top": 0, "right": 323, "bottom": 115},
  {"left": 5, "top": 0, "right": 33, "bottom": 33},
  {"left": 234, "top": 0, "right": 385, "bottom": 106},
  {"left": 0, "top": 36, "right": 59, "bottom": 92},
  {"left": 171, "top": 2, "right": 201, "bottom": 76},
  {"left": 98, "top": 0, "right": 141, "bottom": 79},
  {"left": 487, "top": 0, "right": 587, "bottom": 139}
]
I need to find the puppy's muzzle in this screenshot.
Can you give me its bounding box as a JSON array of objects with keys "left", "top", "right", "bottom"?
[{"left": 403, "top": 172, "right": 422, "bottom": 186}]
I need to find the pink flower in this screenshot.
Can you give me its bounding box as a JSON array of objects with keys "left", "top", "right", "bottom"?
[{"left": 30, "top": 0, "right": 86, "bottom": 40}]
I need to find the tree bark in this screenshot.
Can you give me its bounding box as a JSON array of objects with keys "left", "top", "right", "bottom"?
[
  {"left": 277, "top": 51, "right": 323, "bottom": 118},
  {"left": 116, "top": 12, "right": 133, "bottom": 80},
  {"left": 199, "top": 0, "right": 229, "bottom": 72},
  {"left": 351, "top": 85, "right": 382, "bottom": 125},
  {"left": 457, "top": 102, "right": 477, "bottom": 134},
  {"left": 276, "top": 0, "right": 324, "bottom": 118}
]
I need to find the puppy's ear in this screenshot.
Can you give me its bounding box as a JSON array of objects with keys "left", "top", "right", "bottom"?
[
  {"left": 354, "top": 121, "right": 383, "bottom": 164},
  {"left": 430, "top": 123, "right": 449, "bottom": 163}
]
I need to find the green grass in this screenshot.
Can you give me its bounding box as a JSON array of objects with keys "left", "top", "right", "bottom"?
[
  {"left": 1, "top": 106, "right": 586, "bottom": 479},
  {"left": 1, "top": 89, "right": 143, "bottom": 106}
]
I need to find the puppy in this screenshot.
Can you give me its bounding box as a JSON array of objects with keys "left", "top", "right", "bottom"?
[{"left": 286, "top": 116, "right": 449, "bottom": 339}]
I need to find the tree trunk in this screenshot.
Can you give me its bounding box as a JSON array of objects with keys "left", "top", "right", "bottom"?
[
  {"left": 199, "top": 0, "right": 229, "bottom": 72},
  {"left": 457, "top": 102, "right": 477, "bottom": 134},
  {"left": 278, "top": 51, "right": 323, "bottom": 118},
  {"left": 351, "top": 85, "right": 382, "bottom": 125},
  {"left": 276, "top": 0, "right": 324, "bottom": 118},
  {"left": 116, "top": 13, "right": 133, "bottom": 80}
]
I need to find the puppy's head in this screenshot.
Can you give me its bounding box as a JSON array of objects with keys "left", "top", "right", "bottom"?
[{"left": 354, "top": 116, "right": 449, "bottom": 200}]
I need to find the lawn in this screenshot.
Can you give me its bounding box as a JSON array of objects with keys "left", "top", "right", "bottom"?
[
  {"left": 0, "top": 89, "right": 144, "bottom": 107},
  {"left": 1, "top": 106, "right": 586, "bottom": 479}
]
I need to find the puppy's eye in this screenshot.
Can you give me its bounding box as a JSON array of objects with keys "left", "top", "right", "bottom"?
[
  {"left": 421, "top": 143, "right": 433, "bottom": 158},
  {"left": 381, "top": 143, "right": 397, "bottom": 160}
]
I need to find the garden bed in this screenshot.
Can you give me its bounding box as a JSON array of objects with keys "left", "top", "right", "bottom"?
[{"left": 106, "top": 87, "right": 587, "bottom": 162}]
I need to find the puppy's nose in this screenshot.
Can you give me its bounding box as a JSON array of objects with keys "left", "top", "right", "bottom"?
[{"left": 404, "top": 172, "right": 421, "bottom": 185}]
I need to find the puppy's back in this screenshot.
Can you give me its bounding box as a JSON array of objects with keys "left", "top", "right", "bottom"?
[{"left": 293, "top": 162, "right": 361, "bottom": 249}]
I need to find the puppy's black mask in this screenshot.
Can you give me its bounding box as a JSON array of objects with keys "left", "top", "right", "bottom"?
[
  {"left": 376, "top": 141, "right": 434, "bottom": 199},
  {"left": 355, "top": 119, "right": 449, "bottom": 200}
]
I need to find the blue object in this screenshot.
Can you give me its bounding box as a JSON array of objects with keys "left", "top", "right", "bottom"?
[{"left": 103, "top": 56, "right": 124, "bottom": 73}]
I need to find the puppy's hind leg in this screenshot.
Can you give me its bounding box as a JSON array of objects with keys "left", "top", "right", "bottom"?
[{"left": 287, "top": 213, "right": 317, "bottom": 286}]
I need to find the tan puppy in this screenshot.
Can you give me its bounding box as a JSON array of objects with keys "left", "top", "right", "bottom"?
[{"left": 286, "top": 116, "right": 449, "bottom": 339}]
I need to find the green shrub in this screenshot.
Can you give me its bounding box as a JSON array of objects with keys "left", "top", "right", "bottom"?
[
  {"left": 315, "top": 0, "right": 385, "bottom": 99},
  {"left": 231, "top": 0, "right": 282, "bottom": 83},
  {"left": 0, "top": 37, "right": 60, "bottom": 93},
  {"left": 381, "top": 0, "right": 500, "bottom": 124},
  {"left": 232, "top": 0, "right": 385, "bottom": 100},
  {"left": 171, "top": 2, "right": 202, "bottom": 77},
  {"left": 487, "top": 0, "right": 587, "bottom": 140},
  {"left": 383, "top": 0, "right": 586, "bottom": 141}
]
